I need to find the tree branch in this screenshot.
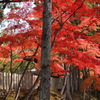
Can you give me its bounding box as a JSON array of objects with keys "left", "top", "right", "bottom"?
[{"left": 51, "top": 0, "right": 85, "bottom": 47}]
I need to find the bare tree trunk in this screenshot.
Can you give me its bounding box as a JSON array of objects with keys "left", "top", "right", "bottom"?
[
  {"left": 61, "top": 65, "right": 73, "bottom": 100},
  {"left": 3, "top": 72, "right": 5, "bottom": 91},
  {"left": 14, "top": 61, "right": 31, "bottom": 100},
  {"left": 39, "top": 0, "right": 52, "bottom": 100},
  {"left": 4, "top": 50, "right": 13, "bottom": 100}
]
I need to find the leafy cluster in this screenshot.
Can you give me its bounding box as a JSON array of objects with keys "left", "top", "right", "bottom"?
[{"left": 0, "top": 0, "right": 100, "bottom": 90}]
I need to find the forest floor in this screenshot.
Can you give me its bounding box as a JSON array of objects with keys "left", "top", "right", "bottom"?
[{"left": 0, "top": 89, "right": 97, "bottom": 100}]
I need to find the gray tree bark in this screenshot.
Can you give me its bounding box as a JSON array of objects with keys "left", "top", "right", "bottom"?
[{"left": 39, "top": 0, "right": 52, "bottom": 100}]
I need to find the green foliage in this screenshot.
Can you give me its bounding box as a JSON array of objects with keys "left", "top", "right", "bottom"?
[
  {"left": 70, "top": 19, "right": 81, "bottom": 25},
  {"left": 87, "top": 2, "right": 98, "bottom": 8}
]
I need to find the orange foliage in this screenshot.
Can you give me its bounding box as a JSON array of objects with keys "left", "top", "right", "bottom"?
[
  {"left": 0, "top": 0, "right": 100, "bottom": 81},
  {"left": 82, "top": 75, "right": 96, "bottom": 91},
  {"left": 51, "top": 62, "right": 67, "bottom": 78},
  {"left": 82, "top": 75, "right": 100, "bottom": 91},
  {"left": 94, "top": 77, "right": 100, "bottom": 90},
  {"left": 89, "top": 33, "right": 100, "bottom": 44}
]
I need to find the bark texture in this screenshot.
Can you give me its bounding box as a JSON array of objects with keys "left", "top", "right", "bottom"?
[{"left": 39, "top": 0, "right": 52, "bottom": 100}]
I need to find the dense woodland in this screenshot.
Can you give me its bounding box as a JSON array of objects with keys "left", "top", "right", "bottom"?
[{"left": 0, "top": 0, "right": 100, "bottom": 100}]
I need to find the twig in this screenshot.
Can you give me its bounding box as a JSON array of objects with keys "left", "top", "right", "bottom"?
[
  {"left": 0, "top": 0, "right": 22, "bottom": 3},
  {"left": 14, "top": 61, "right": 31, "bottom": 100},
  {"left": 23, "top": 75, "right": 40, "bottom": 100},
  {"left": 4, "top": 48, "right": 13, "bottom": 100}
]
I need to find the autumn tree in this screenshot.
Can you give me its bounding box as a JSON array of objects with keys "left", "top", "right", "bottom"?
[{"left": 0, "top": 0, "right": 100, "bottom": 100}]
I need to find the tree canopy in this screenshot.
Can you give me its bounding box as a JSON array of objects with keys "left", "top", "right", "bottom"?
[{"left": 0, "top": 0, "right": 100, "bottom": 97}]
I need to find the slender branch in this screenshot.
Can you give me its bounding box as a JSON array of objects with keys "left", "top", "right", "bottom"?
[
  {"left": 23, "top": 75, "right": 40, "bottom": 100},
  {"left": 51, "top": 0, "right": 85, "bottom": 47},
  {"left": 4, "top": 48, "right": 13, "bottom": 100},
  {"left": 0, "top": 0, "right": 22, "bottom": 3},
  {"left": 32, "top": 44, "right": 39, "bottom": 56},
  {"left": 14, "top": 61, "right": 31, "bottom": 100}
]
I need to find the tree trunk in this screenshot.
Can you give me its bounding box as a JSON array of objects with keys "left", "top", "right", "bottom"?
[
  {"left": 50, "top": 78, "right": 64, "bottom": 90},
  {"left": 39, "top": 0, "right": 52, "bottom": 100}
]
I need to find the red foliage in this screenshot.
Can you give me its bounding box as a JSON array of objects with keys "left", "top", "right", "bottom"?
[
  {"left": 82, "top": 75, "right": 100, "bottom": 91},
  {"left": 0, "top": 0, "right": 100, "bottom": 82},
  {"left": 51, "top": 62, "right": 67, "bottom": 78}
]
